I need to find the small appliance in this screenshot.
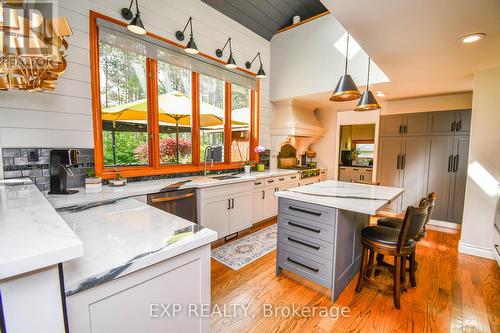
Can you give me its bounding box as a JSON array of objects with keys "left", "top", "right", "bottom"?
[{"left": 48, "top": 149, "right": 80, "bottom": 195}]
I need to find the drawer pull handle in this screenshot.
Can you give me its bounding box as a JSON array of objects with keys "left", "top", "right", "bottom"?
[
  {"left": 268, "top": 180, "right": 274, "bottom": 183},
  {"left": 279, "top": 178, "right": 285, "bottom": 181},
  {"left": 291, "top": 176, "right": 297, "bottom": 179},
  {"left": 288, "top": 221, "right": 320, "bottom": 233},
  {"left": 287, "top": 257, "right": 319, "bottom": 272},
  {"left": 255, "top": 182, "right": 262, "bottom": 185},
  {"left": 288, "top": 206, "right": 322, "bottom": 216},
  {"left": 287, "top": 237, "right": 320, "bottom": 250}
]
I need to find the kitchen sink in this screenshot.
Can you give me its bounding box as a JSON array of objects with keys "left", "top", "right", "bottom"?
[{"left": 210, "top": 175, "right": 240, "bottom": 180}]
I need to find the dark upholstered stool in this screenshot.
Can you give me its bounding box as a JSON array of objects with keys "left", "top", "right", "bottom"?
[
  {"left": 356, "top": 201, "right": 430, "bottom": 309},
  {"left": 375, "top": 193, "right": 437, "bottom": 277}
]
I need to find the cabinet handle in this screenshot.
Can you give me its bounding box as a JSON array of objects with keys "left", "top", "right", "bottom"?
[
  {"left": 287, "top": 237, "right": 320, "bottom": 250},
  {"left": 268, "top": 180, "right": 274, "bottom": 183},
  {"left": 286, "top": 257, "right": 319, "bottom": 272},
  {"left": 457, "top": 120, "right": 462, "bottom": 131},
  {"left": 453, "top": 155, "right": 459, "bottom": 173},
  {"left": 397, "top": 154, "right": 401, "bottom": 170},
  {"left": 401, "top": 154, "right": 406, "bottom": 169},
  {"left": 399, "top": 125, "right": 403, "bottom": 134},
  {"left": 262, "top": 190, "right": 265, "bottom": 200},
  {"left": 254, "top": 182, "right": 262, "bottom": 185},
  {"left": 404, "top": 125, "right": 408, "bottom": 133},
  {"left": 448, "top": 155, "right": 453, "bottom": 172},
  {"left": 451, "top": 121, "right": 456, "bottom": 132},
  {"left": 279, "top": 178, "right": 285, "bottom": 181},
  {"left": 231, "top": 198, "right": 234, "bottom": 209},
  {"left": 290, "top": 176, "right": 297, "bottom": 179},
  {"left": 288, "top": 221, "right": 321, "bottom": 233},
  {"left": 227, "top": 199, "right": 231, "bottom": 210},
  {"left": 289, "top": 206, "right": 322, "bottom": 216}
]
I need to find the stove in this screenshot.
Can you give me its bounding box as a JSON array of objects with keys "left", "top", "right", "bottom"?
[{"left": 282, "top": 166, "right": 320, "bottom": 179}]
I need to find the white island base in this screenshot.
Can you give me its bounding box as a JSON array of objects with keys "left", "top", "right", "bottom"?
[{"left": 66, "top": 244, "right": 211, "bottom": 333}]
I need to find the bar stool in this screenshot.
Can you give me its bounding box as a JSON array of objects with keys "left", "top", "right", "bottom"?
[
  {"left": 375, "top": 193, "right": 437, "bottom": 277},
  {"left": 355, "top": 201, "right": 430, "bottom": 309}
]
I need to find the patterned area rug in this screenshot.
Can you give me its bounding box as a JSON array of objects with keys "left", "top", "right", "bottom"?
[{"left": 211, "top": 224, "right": 277, "bottom": 270}]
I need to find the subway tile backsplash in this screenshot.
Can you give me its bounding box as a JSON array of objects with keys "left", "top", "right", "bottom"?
[{"left": 2, "top": 148, "right": 95, "bottom": 192}]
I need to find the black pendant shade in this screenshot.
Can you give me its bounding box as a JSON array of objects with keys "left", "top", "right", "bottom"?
[
  {"left": 128, "top": 13, "right": 146, "bottom": 35},
  {"left": 330, "top": 32, "right": 361, "bottom": 102},
  {"left": 355, "top": 90, "right": 380, "bottom": 111},
  {"left": 185, "top": 36, "right": 199, "bottom": 54},
  {"left": 330, "top": 74, "right": 361, "bottom": 101},
  {"left": 354, "top": 57, "right": 380, "bottom": 111},
  {"left": 226, "top": 53, "right": 237, "bottom": 69},
  {"left": 256, "top": 66, "right": 266, "bottom": 78}
]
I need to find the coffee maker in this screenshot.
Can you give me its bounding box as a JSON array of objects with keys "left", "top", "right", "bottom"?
[{"left": 48, "top": 149, "right": 80, "bottom": 195}]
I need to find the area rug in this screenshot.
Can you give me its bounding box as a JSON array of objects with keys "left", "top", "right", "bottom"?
[{"left": 211, "top": 224, "right": 277, "bottom": 270}]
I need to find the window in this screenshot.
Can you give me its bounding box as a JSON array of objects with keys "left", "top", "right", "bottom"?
[
  {"left": 230, "top": 84, "right": 251, "bottom": 162},
  {"left": 156, "top": 61, "right": 192, "bottom": 165},
  {"left": 354, "top": 143, "right": 375, "bottom": 159},
  {"left": 90, "top": 12, "right": 259, "bottom": 178},
  {"left": 199, "top": 75, "right": 225, "bottom": 163},
  {"left": 99, "top": 43, "right": 149, "bottom": 167}
]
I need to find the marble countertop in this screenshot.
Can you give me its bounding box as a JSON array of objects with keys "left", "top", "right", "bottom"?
[
  {"left": 60, "top": 198, "right": 217, "bottom": 296},
  {"left": 0, "top": 179, "right": 83, "bottom": 280},
  {"left": 275, "top": 180, "right": 404, "bottom": 215},
  {"left": 48, "top": 169, "right": 300, "bottom": 210}
]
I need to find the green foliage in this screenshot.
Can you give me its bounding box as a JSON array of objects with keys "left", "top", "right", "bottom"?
[
  {"left": 86, "top": 168, "right": 96, "bottom": 178},
  {"left": 103, "top": 131, "right": 148, "bottom": 166}
]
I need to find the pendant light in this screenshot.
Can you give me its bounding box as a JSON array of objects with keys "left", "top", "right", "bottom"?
[
  {"left": 121, "top": 0, "right": 146, "bottom": 35},
  {"left": 330, "top": 32, "right": 361, "bottom": 102},
  {"left": 245, "top": 52, "right": 266, "bottom": 78},
  {"left": 354, "top": 57, "right": 381, "bottom": 111},
  {"left": 216, "top": 38, "right": 237, "bottom": 69},
  {"left": 175, "top": 17, "right": 199, "bottom": 54}
]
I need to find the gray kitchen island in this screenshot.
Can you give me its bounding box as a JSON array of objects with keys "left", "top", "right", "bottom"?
[{"left": 275, "top": 181, "right": 404, "bottom": 301}]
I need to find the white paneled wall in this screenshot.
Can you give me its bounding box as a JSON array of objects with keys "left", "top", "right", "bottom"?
[{"left": 0, "top": 0, "right": 272, "bottom": 150}]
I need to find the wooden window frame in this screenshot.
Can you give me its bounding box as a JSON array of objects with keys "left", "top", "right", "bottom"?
[{"left": 89, "top": 11, "right": 260, "bottom": 179}]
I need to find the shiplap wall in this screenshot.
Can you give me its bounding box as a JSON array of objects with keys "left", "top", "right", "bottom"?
[{"left": 0, "top": 0, "right": 272, "bottom": 150}]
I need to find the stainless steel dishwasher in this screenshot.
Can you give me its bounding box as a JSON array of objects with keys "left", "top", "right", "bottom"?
[{"left": 147, "top": 188, "right": 197, "bottom": 223}]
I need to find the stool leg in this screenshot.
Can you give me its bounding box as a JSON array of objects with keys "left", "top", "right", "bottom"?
[
  {"left": 393, "top": 256, "right": 401, "bottom": 309},
  {"left": 374, "top": 253, "right": 384, "bottom": 276},
  {"left": 409, "top": 251, "right": 417, "bottom": 288},
  {"left": 366, "top": 249, "right": 375, "bottom": 278},
  {"left": 356, "top": 247, "right": 369, "bottom": 293},
  {"left": 400, "top": 256, "right": 407, "bottom": 292}
]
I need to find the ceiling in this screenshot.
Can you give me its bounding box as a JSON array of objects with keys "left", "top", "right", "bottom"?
[
  {"left": 320, "top": 0, "right": 500, "bottom": 100},
  {"left": 201, "top": 0, "right": 327, "bottom": 40}
]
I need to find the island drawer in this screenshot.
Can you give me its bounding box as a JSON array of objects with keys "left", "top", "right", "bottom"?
[
  {"left": 277, "top": 243, "right": 332, "bottom": 288},
  {"left": 278, "top": 214, "right": 334, "bottom": 243},
  {"left": 279, "top": 199, "right": 335, "bottom": 225},
  {"left": 278, "top": 227, "right": 333, "bottom": 260}
]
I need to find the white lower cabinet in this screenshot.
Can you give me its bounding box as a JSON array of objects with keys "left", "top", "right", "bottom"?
[
  {"left": 198, "top": 182, "right": 253, "bottom": 239},
  {"left": 67, "top": 244, "right": 211, "bottom": 333}
]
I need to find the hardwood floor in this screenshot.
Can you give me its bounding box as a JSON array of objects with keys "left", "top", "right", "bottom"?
[{"left": 211, "top": 221, "right": 500, "bottom": 333}]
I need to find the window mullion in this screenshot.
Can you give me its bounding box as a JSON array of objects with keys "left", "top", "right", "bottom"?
[
  {"left": 147, "top": 58, "right": 160, "bottom": 169},
  {"left": 192, "top": 72, "right": 200, "bottom": 166},
  {"left": 224, "top": 82, "right": 232, "bottom": 164}
]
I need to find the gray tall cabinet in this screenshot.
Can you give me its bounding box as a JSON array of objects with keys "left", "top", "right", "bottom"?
[{"left": 378, "top": 110, "right": 470, "bottom": 224}]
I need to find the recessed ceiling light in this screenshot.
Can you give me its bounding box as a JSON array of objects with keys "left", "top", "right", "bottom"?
[
  {"left": 376, "top": 91, "right": 385, "bottom": 97},
  {"left": 460, "top": 33, "right": 485, "bottom": 44}
]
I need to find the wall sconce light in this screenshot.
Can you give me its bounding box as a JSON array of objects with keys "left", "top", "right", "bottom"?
[
  {"left": 216, "top": 38, "right": 237, "bottom": 69},
  {"left": 175, "top": 17, "right": 199, "bottom": 54},
  {"left": 245, "top": 52, "right": 266, "bottom": 78},
  {"left": 121, "top": 0, "right": 146, "bottom": 35}
]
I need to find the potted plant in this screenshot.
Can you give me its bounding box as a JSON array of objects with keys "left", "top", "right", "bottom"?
[
  {"left": 243, "top": 160, "right": 254, "bottom": 174},
  {"left": 254, "top": 145, "right": 267, "bottom": 172},
  {"left": 108, "top": 172, "right": 128, "bottom": 187},
  {"left": 85, "top": 168, "right": 102, "bottom": 192}
]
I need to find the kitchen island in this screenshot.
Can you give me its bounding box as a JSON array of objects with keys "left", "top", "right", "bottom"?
[{"left": 275, "top": 181, "right": 403, "bottom": 301}]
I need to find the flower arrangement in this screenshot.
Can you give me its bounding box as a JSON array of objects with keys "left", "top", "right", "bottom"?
[{"left": 254, "top": 145, "right": 267, "bottom": 172}]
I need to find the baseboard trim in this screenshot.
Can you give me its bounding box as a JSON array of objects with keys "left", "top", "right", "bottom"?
[
  {"left": 427, "top": 219, "right": 461, "bottom": 230},
  {"left": 458, "top": 241, "right": 494, "bottom": 260}
]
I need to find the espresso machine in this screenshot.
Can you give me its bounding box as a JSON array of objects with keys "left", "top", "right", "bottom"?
[{"left": 48, "top": 149, "right": 80, "bottom": 195}]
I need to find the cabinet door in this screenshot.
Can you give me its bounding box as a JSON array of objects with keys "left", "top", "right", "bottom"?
[
  {"left": 339, "top": 168, "right": 350, "bottom": 181},
  {"left": 400, "top": 136, "right": 428, "bottom": 209},
  {"left": 380, "top": 115, "right": 404, "bottom": 137},
  {"left": 426, "top": 136, "right": 454, "bottom": 221},
  {"left": 263, "top": 187, "right": 277, "bottom": 219},
  {"left": 252, "top": 190, "right": 265, "bottom": 223},
  {"left": 447, "top": 136, "right": 470, "bottom": 223},
  {"left": 230, "top": 192, "right": 253, "bottom": 234},
  {"left": 350, "top": 169, "right": 364, "bottom": 182},
  {"left": 455, "top": 110, "right": 471, "bottom": 135},
  {"left": 200, "top": 197, "right": 230, "bottom": 238},
  {"left": 429, "top": 111, "right": 456, "bottom": 135},
  {"left": 404, "top": 113, "right": 428, "bottom": 136},
  {"left": 362, "top": 170, "right": 373, "bottom": 182},
  {"left": 378, "top": 137, "right": 402, "bottom": 211}
]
